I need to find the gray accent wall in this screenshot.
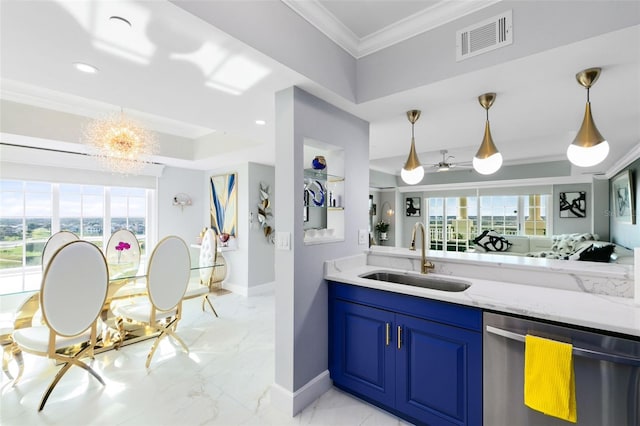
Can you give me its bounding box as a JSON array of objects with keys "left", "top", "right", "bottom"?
[
  {"left": 552, "top": 183, "right": 592, "bottom": 236},
  {"left": 592, "top": 178, "right": 610, "bottom": 242},
  {"left": 247, "top": 162, "right": 276, "bottom": 289},
  {"left": 357, "top": 1, "right": 640, "bottom": 102},
  {"left": 402, "top": 191, "right": 425, "bottom": 250},
  {"left": 395, "top": 161, "right": 571, "bottom": 187},
  {"left": 275, "top": 87, "right": 369, "bottom": 405},
  {"left": 379, "top": 190, "right": 397, "bottom": 246},
  {"left": 610, "top": 157, "right": 640, "bottom": 249},
  {"left": 370, "top": 169, "right": 397, "bottom": 188}
]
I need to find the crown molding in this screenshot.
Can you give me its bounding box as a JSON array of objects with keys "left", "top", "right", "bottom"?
[
  {"left": 358, "top": 0, "right": 502, "bottom": 57},
  {"left": 282, "top": 0, "right": 501, "bottom": 58},
  {"left": 604, "top": 143, "right": 640, "bottom": 179},
  {"left": 281, "top": 0, "right": 360, "bottom": 56}
]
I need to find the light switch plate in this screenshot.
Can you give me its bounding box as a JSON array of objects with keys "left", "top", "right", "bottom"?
[
  {"left": 358, "top": 229, "right": 368, "bottom": 245},
  {"left": 275, "top": 231, "right": 291, "bottom": 250}
]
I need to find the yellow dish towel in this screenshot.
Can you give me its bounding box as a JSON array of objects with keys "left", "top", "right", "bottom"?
[{"left": 524, "top": 334, "right": 577, "bottom": 423}]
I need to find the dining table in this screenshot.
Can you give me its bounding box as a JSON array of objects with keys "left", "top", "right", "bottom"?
[{"left": 1, "top": 257, "right": 225, "bottom": 383}]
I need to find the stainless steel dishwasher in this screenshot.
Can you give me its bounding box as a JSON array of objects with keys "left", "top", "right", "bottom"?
[{"left": 483, "top": 311, "right": 640, "bottom": 426}]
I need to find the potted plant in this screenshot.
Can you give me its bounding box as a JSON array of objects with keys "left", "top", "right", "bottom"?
[{"left": 375, "top": 220, "right": 390, "bottom": 240}]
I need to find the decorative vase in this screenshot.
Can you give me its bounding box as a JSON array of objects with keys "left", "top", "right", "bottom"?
[
  {"left": 312, "top": 155, "right": 326, "bottom": 170},
  {"left": 380, "top": 232, "right": 388, "bottom": 240}
]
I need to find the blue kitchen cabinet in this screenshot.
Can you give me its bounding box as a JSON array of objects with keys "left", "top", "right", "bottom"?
[
  {"left": 329, "top": 281, "right": 482, "bottom": 426},
  {"left": 332, "top": 300, "right": 396, "bottom": 407}
]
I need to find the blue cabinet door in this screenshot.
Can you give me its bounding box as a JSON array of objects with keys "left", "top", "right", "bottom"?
[
  {"left": 331, "top": 300, "right": 396, "bottom": 408},
  {"left": 395, "top": 313, "right": 482, "bottom": 426}
]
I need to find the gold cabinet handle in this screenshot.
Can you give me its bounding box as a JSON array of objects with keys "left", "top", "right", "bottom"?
[
  {"left": 397, "top": 326, "right": 402, "bottom": 350},
  {"left": 385, "top": 323, "right": 390, "bottom": 346}
]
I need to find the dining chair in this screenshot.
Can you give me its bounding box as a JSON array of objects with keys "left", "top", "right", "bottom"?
[
  {"left": 183, "top": 228, "right": 218, "bottom": 316},
  {"left": 12, "top": 240, "right": 109, "bottom": 411},
  {"left": 113, "top": 236, "right": 191, "bottom": 368},
  {"left": 41, "top": 230, "right": 79, "bottom": 271},
  {"left": 4, "top": 230, "right": 82, "bottom": 383},
  {"left": 105, "top": 229, "right": 141, "bottom": 279}
]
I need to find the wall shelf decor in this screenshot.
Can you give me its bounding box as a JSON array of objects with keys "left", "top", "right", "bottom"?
[
  {"left": 302, "top": 144, "right": 345, "bottom": 244},
  {"left": 257, "top": 181, "right": 275, "bottom": 243}
]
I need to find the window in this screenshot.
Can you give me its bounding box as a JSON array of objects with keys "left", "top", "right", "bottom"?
[
  {"left": 426, "top": 193, "right": 549, "bottom": 252},
  {"left": 480, "top": 195, "right": 519, "bottom": 236},
  {"left": 0, "top": 179, "right": 154, "bottom": 294},
  {"left": 111, "top": 187, "right": 148, "bottom": 256}
]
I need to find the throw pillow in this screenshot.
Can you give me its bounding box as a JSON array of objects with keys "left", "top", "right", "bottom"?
[
  {"left": 473, "top": 230, "right": 512, "bottom": 252},
  {"left": 527, "top": 251, "right": 569, "bottom": 260},
  {"left": 578, "top": 244, "right": 615, "bottom": 262}
]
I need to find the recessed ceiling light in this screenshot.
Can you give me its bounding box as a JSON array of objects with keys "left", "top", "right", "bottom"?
[
  {"left": 73, "top": 62, "right": 99, "bottom": 73},
  {"left": 109, "top": 15, "right": 132, "bottom": 28},
  {"left": 255, "top": 120, "right": 266, "bottom": 125}
]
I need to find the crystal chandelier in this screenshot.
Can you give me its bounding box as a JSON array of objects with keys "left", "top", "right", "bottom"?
[{"left": 84, "top": 110, "right": 157, "bottom": 174}]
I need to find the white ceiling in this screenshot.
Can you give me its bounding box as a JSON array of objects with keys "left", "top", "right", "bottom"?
[{"left": 1, "top": 0, "right": 639, "bottom": 178}]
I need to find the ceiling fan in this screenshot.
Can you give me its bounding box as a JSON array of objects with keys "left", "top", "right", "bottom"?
[{"left": 430, "top": 150, "right": 472, "bottom": 172}]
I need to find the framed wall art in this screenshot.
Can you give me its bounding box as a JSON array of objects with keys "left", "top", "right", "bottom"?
[
  {"left": 210, "top": 173, "right": 238, "bottom": 241},
  {"left": 612, "top": 170, "right": 636, "bottom": 224},
  {"left": 405, "top": 197, "right": 421, "bottom": 217},
  {"left": 559, "top": 191, "right": 586, "bottom": 218}
]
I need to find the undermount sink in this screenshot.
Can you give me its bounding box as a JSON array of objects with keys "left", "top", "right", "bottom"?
[{"left": 359, "top": 271, "right": 471, "bottom": 292}]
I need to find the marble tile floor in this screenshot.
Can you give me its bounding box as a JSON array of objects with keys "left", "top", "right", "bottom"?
[{"left": 1, "top": 292, "right": 411, "bottom": 426}]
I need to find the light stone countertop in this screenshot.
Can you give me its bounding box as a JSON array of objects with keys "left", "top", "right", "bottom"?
[{"left": 324, "top": 251, "right": 640, "bottom": 338}]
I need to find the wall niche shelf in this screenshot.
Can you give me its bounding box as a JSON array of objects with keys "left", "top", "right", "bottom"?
[{"left": 303, "top": 142, "right": 345, "bottom": 244}]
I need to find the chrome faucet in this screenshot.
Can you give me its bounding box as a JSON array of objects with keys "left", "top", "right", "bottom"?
[{"left": 409, "top": 222, "right": 435, "bottom": 274}]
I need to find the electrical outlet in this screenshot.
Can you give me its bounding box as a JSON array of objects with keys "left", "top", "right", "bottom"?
[{"left": 358, "top": 229, "right": 368, "bottom": 245}]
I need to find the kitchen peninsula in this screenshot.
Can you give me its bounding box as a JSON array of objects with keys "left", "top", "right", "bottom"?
[
  {"left": 325, "top": 247, "right": 640, "bottom": 425},
  {"left": 325, "top": 246, "right": 639, "bottom": 336}
]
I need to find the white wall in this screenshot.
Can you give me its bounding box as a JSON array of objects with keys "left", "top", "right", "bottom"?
[
  {"left": 157, "top": 166, "right": 207, "bottom": 244},
  {"left": 273, "top": 86, "right": 369, "bottom": 415}
]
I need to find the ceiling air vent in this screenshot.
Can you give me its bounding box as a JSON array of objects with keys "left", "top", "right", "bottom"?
[{"left": 456, "top": 10, "right": 512, "bottom": 62}]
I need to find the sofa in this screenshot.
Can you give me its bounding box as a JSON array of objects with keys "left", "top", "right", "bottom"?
[
  {"left": 470, "top": 235, "right": 550, "bottom": 255},
  {"left": 470, "top": 231, "right": 634, "bottom": 264}
]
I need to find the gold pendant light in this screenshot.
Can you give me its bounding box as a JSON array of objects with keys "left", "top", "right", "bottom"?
[
  {"left": 567, "top": 67, "right": 609, "bottom": 167},
  {"left": 473, "top": 93, "right": 503, "bottom": 175},
  {"left": 401, "top": 109, "right": 425, "bottom": 185}
]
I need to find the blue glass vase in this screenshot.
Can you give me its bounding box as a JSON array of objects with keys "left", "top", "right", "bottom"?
[{"left": 312, "top": 155, "right": 326, "bottom": 170}]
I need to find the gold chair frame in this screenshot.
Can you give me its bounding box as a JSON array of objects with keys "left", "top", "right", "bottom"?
[
  {"left": 13, "top": 240, "right": 108, "bottom": 411},
  {"left": 114, "top": 236, "right": 191, "bottom": 368}
]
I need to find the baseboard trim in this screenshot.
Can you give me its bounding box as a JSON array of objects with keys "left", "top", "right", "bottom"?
[
  {"left": 221, "top": 281, "right": 274, "bottom": 297},
  {"left": 248, "top": 281, "right": 275, "bottom": 296},
  {"left": 220, "top": 281, "right": 245, "bottom": 296},
  {"left": 270, "top": 370, "right": 332, "bottom": 416}
]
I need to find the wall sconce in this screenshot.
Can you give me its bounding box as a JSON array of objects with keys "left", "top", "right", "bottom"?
[
  {"left": 381, "top": 201, "right": 395, "bottom": 218},
  {"left": 172, "top": 193, "right": 192, "bottom": 211},
  {"left": 473, "top": 92, "right": 503, "bottom": 175},
  {"left": 401, "top": 110, "right": 425, "bottom": 185},
  {"left": 567, "top": 67, "right": 609, "bottom": 167}
]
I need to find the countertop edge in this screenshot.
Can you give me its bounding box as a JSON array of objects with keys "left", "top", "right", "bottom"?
[{"left": 325, "top": 264, "right": 640, "bottom": 338}]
